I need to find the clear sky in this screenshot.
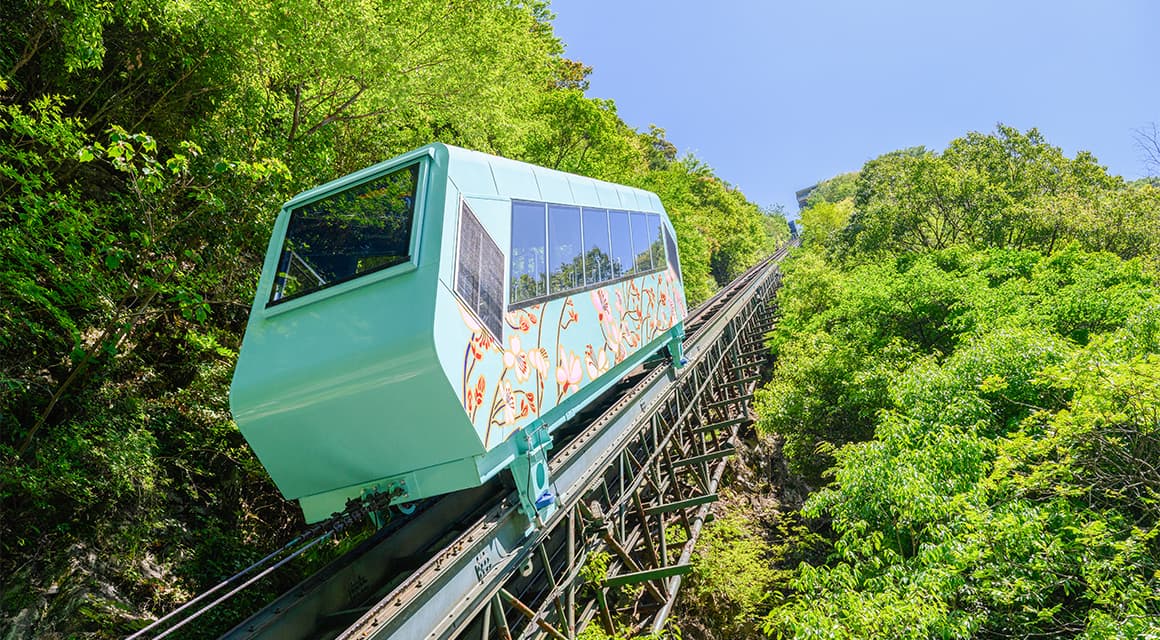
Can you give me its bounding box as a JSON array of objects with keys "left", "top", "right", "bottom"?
[{"left": 549, "top": 0, "right": 1160, "bottom": 215}]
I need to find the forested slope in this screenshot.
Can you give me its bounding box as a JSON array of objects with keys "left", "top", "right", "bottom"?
[
  {"left": 0, "top": 3, "right": 788, "bottom": 637},
  {"left": 746, "top": 127, "right": 1160, "bottom": 638}
]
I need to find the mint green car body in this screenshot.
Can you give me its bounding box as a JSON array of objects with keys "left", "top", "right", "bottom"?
[{"left": 230, "top": 143, "right": 687, "bottom": 523}]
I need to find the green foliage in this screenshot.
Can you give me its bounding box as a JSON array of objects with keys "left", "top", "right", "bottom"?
[
  {"left": 804, "top": 171, "right": 859, "bottom": 208},
  {"left": 766, "top": 322, "right": 1160, "bottom": 638},
  {"left": 581, "top": 550, "right": 612, "bottom": 585},
  {"left": 0, "top": 1, "right": 786, "bottom": 635},
  {"left": 798, "top": 199, "right": 852, "bottom": 249},
  {"left": 758, "top": 126, "right": 1160, "bottom": 637},
  {"left": 682, "top": 508, "right": 779, "bottom": 633},
  {"left": 826, "top": 126, "right": 1160, "bottom": 261},
  {"left": 576, "top": 622, "right": 678, "bottom": 640}
]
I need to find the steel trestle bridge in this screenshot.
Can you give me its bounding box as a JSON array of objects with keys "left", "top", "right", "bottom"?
[{"left": 150, "top": 241, "right": 793, "bottom": 640}]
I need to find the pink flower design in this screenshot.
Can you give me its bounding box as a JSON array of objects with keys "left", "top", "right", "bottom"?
[
  {"left": 591, "top": 289, "right": 612, "bottom": 322},
  {"left": 584, "top": 346, "right": 599, "bottom": 380},
  {"left": 584, "top": 345, "right": 610, "bottom": 380},
  {"left": 556, "top": 346, "right": 583, "bottom": 395},
  {"left": 502, "top": 335, "right": 530, "bottom": 382},
  {"left": 459, "top": 302, "right": 482, "bottom": 333},
  {"left": 623, "top": 326, "right": 639, "bottom": 348},
  {"left": 527, "top": 347, "right": 550, "bottom": 377},
  {"left": 466, "top": 375, "right": 486, "bottom": 415},
  {"left": 505, "top": 309, "right": 538, "bottom": 332},
  {"left": 520, "top": 391, "right": 536, "bottom": 417}
]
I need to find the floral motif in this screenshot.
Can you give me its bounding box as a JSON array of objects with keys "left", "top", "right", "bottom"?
[
  {"left": 517, "top": 389, "right": 536, "bottom": 418},
  {"left": 584, "top": 345, "right": 609, "bottom": 380},
  {"left": 463, "top": 264, "right": 686, "bottom": 448},
  {"left": 527, "top": 347, "right": 550, "bottom": 378},
  {"left": 556, "top": 345, "right": 583, "bottom": 396},
  {"left": 502, "top": 335, "right": 530, "bottom": 382},
  {"left": 591, "top": 289, "right": 612, "bottom": 321},
  {"left": 500, "top": 380, "right": 517, "bottom": 425},
  {"left": 465, "top": 375, "right": 486, "bottom": 419},
  {"left": 505, "top": 308, "right": 539, "bottom": 331}
]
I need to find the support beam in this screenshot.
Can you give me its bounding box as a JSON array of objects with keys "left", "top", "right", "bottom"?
[
  {"left": 498, "top": 589, "right": 568, "bottom": 640},
  {"left": 705, "top": 394, "right": 753, "bottom": 411},
  {"left": 672, "top": 447, "right": 735, "bottom": 469},
  {"left": 599, "top": 529, "right": 667, "bottom": 603},
  {"left": 492, "top": 595, "right": 512, "bottom": 640},
  {"left": 694, "top": 417, "right": 747, "bottom": 434},
  {"left": 603, "top": 564, "right": 693, "bottom": 589},
  {"left": 643, "top": 493, "right": 718, "bottom": 516},
  {"left": 633, "top": 492, "right": 661, "bottom": 568}
]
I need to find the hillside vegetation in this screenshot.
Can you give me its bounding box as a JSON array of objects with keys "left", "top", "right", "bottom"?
[
  {"left": 0, "top": 2, "right": 787, "bottom": 637},
  {"left": 749, "top": 127, "right": 1160, "bottom": 638}
]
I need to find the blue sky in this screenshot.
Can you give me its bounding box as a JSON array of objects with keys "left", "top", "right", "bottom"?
[{"left": 550, "top": 1, "right": 1160, "bottom": 215}]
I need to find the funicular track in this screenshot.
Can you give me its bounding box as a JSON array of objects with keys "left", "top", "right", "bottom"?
[{"left": 222, "top": 241, "right": 795, "bottom": 640}]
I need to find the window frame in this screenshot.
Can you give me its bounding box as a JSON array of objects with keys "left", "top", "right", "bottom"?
[
  {"left": 509, "top": 200, "right": 549, "bottom": 305},
  {"left": 262, "top": 150, "right": 432, "bottom": 317},
  {"left": 508, "top": 198, "right": 672, "bottom": 311},
  {"left": 608, "top": 208, "right": 635, "bottom": 280},
  {"left": 547, "top": 203, "right": 584, "bottom": 295},
  {"left": 581, "top": 207, "right": 613, "bottom": 286}
]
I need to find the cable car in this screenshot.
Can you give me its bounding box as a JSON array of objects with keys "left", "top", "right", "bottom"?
[{"left": 230, "top": 143, "right": 687, "bottom": 524}]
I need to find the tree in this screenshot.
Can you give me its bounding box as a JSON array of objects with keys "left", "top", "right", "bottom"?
[
  {"left": 798, "top": 199, "right": 853, "bottom": 248},
  {"left": 1134, "top": 122, "right": 1160, "bottom": 177},
  {"left": 833, "top": 126, "right": 1160, "bottom": 261},
  {"left": 758, "top": 125, "right": 1160, "bottom": 637},
  {"left": 804, "top": 171, "right": 859, "bottom": 207},
  {"left": 0, "top": 2, "right": 788, "bottom": 634}
]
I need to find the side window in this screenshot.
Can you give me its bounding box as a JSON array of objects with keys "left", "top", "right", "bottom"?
[
  {"left": 271, "top": 163, "right": 419, "bottom": 304},
  {"left": 510, "top": 201, "right": 547, "bottom": 304},
  {"left": 609, "top": 210, "right": 634, "bottom": 278},
  {"left": 456, "top": 200, "right": 504, "bottom": 339},
  {"left": 509, "top": 200, "right": 669, "bottom": 305},
  {"left": 548, "top": 204, "right": 583, "bottom": 294},
  {"left": 647, "top": 214, "right": 666, "bottom": 270},
  {"left": 664, "top": 225, "right": 682, "bottom": 283},
  {"left": 630, "top": 212, "right": 653, "bottom": 273},
  {"left": 582, "top": 208, "right": 612, "bottom": 285}
]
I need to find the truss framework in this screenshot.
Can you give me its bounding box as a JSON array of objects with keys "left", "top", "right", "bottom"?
[
  {"left": 332, "top": 250, "right": 787, "bottom": 640},
  {"left": 468, "top": 265, "right": 780, "bottom": 640}
]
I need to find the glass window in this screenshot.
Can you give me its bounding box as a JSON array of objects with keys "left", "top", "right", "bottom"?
[
  {"left": 456, "top": 205, "right": 481, "bottom": 306},
  {"left": 548, "top": 204, "right": 583, "bottom": 294},
  {"left": 270, "top": 163, "right": 419, "bottom": 304},
  {"left": 664, "top": 225, "right": 682, "bottom": 283},
  {"left": 457, "top": 201, "right": 504, "bottom": 338},
  {"left": 510, "top": 201, "right": 547, "bottom": 304},
  {"left": 647, "top": 214, "right": 666, "bottom": 270},
  {"left": 630, "top": 212, "right": 653, "bottom": 273},
  {"left": 582, "top": 208, "right": 612, "bottom": 285},
  {"left": 609, "top": 210, "right": 634, "bottom": 278}
]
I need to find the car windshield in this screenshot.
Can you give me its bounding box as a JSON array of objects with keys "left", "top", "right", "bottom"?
[{"left": 270, "top": 163, "right": 419, "bottom": 304}]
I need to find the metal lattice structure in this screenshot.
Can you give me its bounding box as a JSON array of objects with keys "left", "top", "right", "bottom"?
[{"left": 221, "top": 243, "right": 791, "bottom": 640}]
